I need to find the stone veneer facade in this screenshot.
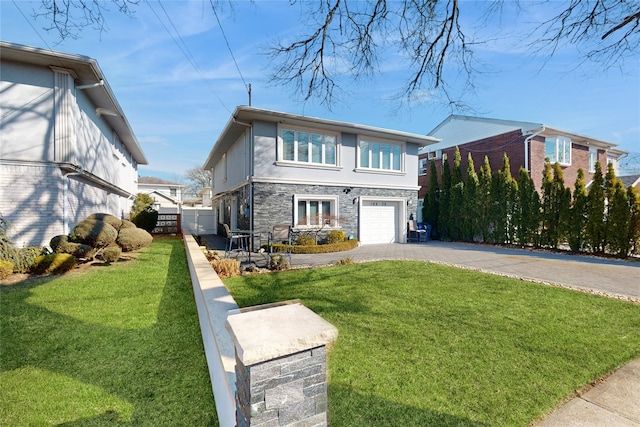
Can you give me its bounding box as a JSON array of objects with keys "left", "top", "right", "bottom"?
[
  {"left": 252, "top": 181, "right": 419, "bottom": 239},
  {"left": 236, "top": 347, "right": 329, "bottom": 427}
]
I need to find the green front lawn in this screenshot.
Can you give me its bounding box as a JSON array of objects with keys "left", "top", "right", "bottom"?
[
  {"left": 224, "top": 261, "right": 640, "bottom": 426},
  {"left": 0, "top": 238, "right": 217, "bottom": 426}
]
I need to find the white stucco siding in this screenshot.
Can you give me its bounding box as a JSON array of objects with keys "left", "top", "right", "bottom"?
[
  {"left": 252, "top": 121, "right": 420, "bottom": 189},
  {"left": 0, "top": 61, "right": 56, "bottom": 161}
]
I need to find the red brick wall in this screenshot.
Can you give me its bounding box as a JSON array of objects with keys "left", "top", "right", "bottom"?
[
  {"left": 419, "top": 130, "right": 526, "bottom": 199},
  {"left": 419, "top": 131, "right": 607, "bottom": 199}
]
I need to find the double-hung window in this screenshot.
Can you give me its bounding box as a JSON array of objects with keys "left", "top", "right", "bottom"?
[
  {"left": 281, "top": 128, "right": 338, "bottom": 166},
  {"left": 545, "top": 136, "right": 572, "bottom": 165},
  {"left": 358, "top": 139, "right": 403, "bottom": 172},
  {"left": 294, "top": 195, "right": 339, "bottom": 228}
]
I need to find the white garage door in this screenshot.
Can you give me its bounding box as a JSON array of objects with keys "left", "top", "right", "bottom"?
[{"left": 360, "top": 201, "right": 398, "bottom": 244}]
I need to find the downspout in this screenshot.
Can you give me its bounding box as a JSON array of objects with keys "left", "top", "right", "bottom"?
[
  {"left": 63, "top": 169, "right": 84, "bottom": 235},
  {"left": 523, "top": 126, "right": 545, "bottom": 173}
]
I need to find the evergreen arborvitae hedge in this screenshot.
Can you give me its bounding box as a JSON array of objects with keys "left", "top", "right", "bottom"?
[{"left": 431, "top": 148, "right": 638, "bottom": 258}]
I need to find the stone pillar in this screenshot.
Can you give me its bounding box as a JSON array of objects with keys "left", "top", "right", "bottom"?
[{"left": 226, "top": 302, "right": 338, "bottom": 427}]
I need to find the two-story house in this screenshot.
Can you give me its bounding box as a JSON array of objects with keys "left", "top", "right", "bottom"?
[
  {"left": 418, "top": 115, "right": 627, "bottom": 200},
  {"left": 137, "top": 176, "right": 184, "bottom": 214},
  {"left": 203, "top": 106, "right": 439, "bottom": 244},
  {"left": 0, "top": 41, "right": 148, "bottom": 248}
]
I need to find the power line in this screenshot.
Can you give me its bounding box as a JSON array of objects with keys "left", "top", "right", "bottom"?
[
  {"left": 147, "top": 0, "right": 232, "bottom": 114},
  {"left": 209, "top": 0, "right": 249, "bottom": 94},
  {"left": 11, "top": 1, "right": 55, "bottom": 53}
]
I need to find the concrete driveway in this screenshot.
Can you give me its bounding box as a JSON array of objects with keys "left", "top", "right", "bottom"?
[{"left": 287, "top": 241, "right": 640, "bottom": 301}]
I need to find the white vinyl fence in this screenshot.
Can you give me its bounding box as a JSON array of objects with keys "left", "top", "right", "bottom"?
[{"left": 181, "top": 208, "right": 217, "bottom": 236}]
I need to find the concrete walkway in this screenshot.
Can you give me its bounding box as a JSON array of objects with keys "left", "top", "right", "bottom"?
[{"left": 201, "top": 236, "right": 640, "bottom": 425}]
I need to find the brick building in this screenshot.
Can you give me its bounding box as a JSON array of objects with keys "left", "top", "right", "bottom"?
[{"left": 418, "top": 115, "right": 626, "bottom": 202}]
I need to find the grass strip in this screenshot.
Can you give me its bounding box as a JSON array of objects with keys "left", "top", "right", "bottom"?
[
  {"left": 0, "top": 237, "right": 217, "bottom": 426},
  {"left": 224, "top": 260, "right": 640, "bottom": 426}
]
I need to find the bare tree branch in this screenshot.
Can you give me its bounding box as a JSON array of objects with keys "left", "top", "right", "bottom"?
[
  {"left": 528, "top": 0, "right": 640, "bottom": 69},
  {"left": 34, "top": 0, "right": 139, "bottom": 41}
]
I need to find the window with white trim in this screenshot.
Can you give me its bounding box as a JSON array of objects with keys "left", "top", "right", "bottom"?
[
  {"left": 294, "top": 195, "right": 339, "bottom": 227},
  {"left": 419, "top": 158, "right": 428, "bottom": 176},
  {"left": 358, "top": 139, "right": 403, "bottom": 172},
  {"left": 280, "top": 128, "right": 338, "bottom": 166},
  {"left": 427, "top": 149, "right": 442, "bottom": 160},
  {"left": 589, "top": 148, "right": 598, "bottom": 173},
  {"left": 545, "top": 136, "right": 572, "bottom": 165}
]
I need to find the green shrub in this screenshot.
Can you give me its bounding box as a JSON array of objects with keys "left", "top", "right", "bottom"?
[
  {"left": 295, "top": 234, "right": 316, "bottom": 246},
  {"left": 326, "top": 230, "right": 346, "bottom": 244},
  {"left": 33, "top": 254, "right": 76, "bottom": 275},
  {"left": 87, "top": 213, "right": 123, "bottom": 230},
  {"left": 71, "top": 219, "right": 118, "bottom": 248},
  {"left": 267, "top": 238, "right": 358, "bottom": 255},
  {"left": 269, "top": 254, "right": 291, "bottom": 271},
  {"left": 131, "top": 208, "right": 159, "bottom": 233},
  {"left": 0, "top": 260, "right": 14, "bottom": 279},
  {"left": 17, "top": 247, "right": 44, "bottom": 273},
  {"left": 291, "top": 239, "right": 359, "bottom": 254},
  {"left": 120, "top": 219, "right": 136, "bottom": 229},
  {"left": 102, "top": 245, "right": 122, "bottom": 263},
  {"left": 116, "top": 227, "right": 153, "bottom": 252},
  {"left": 50, "top": 235, "right": 68, "bottom": 251},
  {"left": 54, "top": 240, "right": 95, "bottom": 259}
]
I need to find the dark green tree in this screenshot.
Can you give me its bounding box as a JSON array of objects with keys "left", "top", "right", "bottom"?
[
  {"left": 539, "top": 162, "right": 554, "bottom": 248},
  {"left": 477, "top": 156, "right": 493, "bottom": 243},
  {"left": 448, "top": 147, "right": 464, "bottom": 241},
  {"left": 423, "top": 159, "right": 440, "bottom": 235},
  {"left": 438, "top": 155, "right": 452, "bottom": 241},
  {"left": 607, "top": 179, "right": 631, "bottom": 257},
  {"left": 586, "top": 162, "right": 606, "bottom": 254},
  {"left": 603, "top": 161, "right": 618, "bottom": 250},
  {"left": 627, "top": 186, "right": 640, "bottom": 255},
  {"left": 491, "top": 154, "right": 517, "bottom": 244},
  {"left": 516, "top": 167, "right": 540, "bottom": 247},
  {"left": 549, "top": 163, "right": 571, "bottom": 249},
  {"left": 568, "top": 169, "right": 589, "bottom": 252},
  {"left": 130, "top": 193, "right": 158, "bottom": 233},
  {"left": 462, "top": 153, "right": 479, "bottom": 242}
]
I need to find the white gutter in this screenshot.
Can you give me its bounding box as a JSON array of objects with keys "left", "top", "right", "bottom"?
[{"left": 524, "top": 126, "right": 545, "bottom": 173}]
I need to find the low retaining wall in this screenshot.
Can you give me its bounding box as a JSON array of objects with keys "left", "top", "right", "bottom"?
[
  {"left": 183, "top": 234, "right": 237, "bottom": 426},
  {"left": 184, "top": 233, "right": 338, "bottom": 427}
]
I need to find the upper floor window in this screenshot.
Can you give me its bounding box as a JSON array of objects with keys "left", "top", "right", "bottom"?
[
  {"left": 170, "top": 188, "right": 177, "bottom": 197},
  {"left": 545, "top": 136, "right": 572, "bottom": 165},
  {"left": 419, "top": 158, "right": 428, "bottom": 176},
  {"left": 589, "top": 148, "right": 598, "bottom": 173},
  {"left": 280, "top": 128, "right": 338, "bottom": 166},
  {"left": 358, "top": 139, "right": 403, "bottom": 172},
  {"left": 427, "top": 149, "right": 442, "bottom": 160}
]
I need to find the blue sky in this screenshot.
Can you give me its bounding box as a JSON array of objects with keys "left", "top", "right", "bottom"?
[{"left": 2, "top": 1, "right": 638, "bottom": 181}]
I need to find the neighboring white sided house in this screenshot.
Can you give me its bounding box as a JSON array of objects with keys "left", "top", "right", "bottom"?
[
  {"left": 0, "top": 41, "right": 148, "bottom": 248},
  {"left": 137, "top": 176, "right": 184, "bottom": 214},
  {"left": 203, "top": 106, "right": 439, "bottom": 244}
]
